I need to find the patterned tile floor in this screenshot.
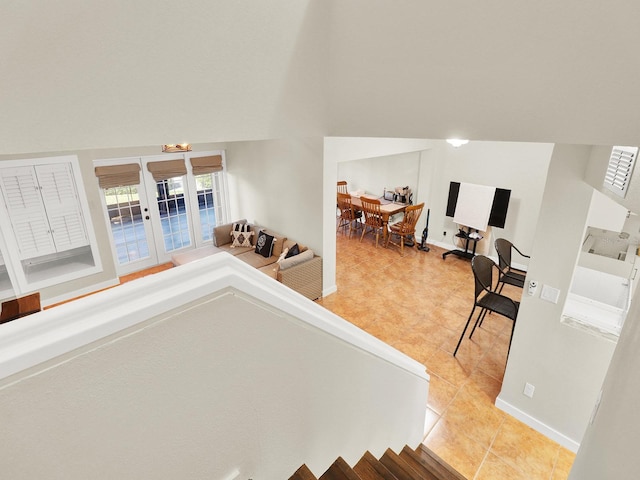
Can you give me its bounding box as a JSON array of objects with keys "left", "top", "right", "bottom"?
[{"left": 316, "top": 231, "right": 575, "bottom": 479}]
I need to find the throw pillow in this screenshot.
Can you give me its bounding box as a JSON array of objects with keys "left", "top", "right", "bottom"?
[
  {"left": 255, "top": 230, "right": 276, "bottom": 258},
  {"left": 278, "top": 249, "right": 314, "bottom": 270},
  {"left": 231, "top": 230, "right": 254, "bottom": 248},
  {"left": 277, "top": 247, "right": 289, "bottom": 263},
  {"left": 230, "top": 222, "right": 250, "bottom": 235},
  {"left": 285, "top": 243, "right": 300, "bottom": 258}
]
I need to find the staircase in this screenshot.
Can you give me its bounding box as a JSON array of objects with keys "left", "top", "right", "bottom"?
[{"left": 289, "top": 444, "right": 466, "bottom": 480}]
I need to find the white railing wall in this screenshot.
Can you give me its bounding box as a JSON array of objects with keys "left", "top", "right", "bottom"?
[{"left": 0, "top": 253, "right": 429, "bottom": 479}]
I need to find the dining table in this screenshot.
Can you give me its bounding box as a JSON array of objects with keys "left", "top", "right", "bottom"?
[{"left": 350, "top": 194, "right": 406, "bottom": 242}]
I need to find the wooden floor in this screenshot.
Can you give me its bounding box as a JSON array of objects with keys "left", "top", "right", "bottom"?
[
  {"left": 44, "top": 263, "right": 174, "bottom": 309},
  {"left": 316, "top": 232, "right": 575, "bottom": 479}
]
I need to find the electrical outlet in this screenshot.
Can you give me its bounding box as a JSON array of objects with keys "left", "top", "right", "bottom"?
[{"left": 524, "top": 382, "right": 535, "bottom": 398}]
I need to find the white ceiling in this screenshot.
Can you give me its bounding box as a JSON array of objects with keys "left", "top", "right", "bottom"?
[{"left": 1, "top": 1, "right": 638, "bottom": 154}]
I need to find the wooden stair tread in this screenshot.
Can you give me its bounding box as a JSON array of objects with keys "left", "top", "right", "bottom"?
[
  {"left": 289, "top": 463, "right": 318, "bottom": 480},
  {"left": 379, "top": 448, "right": 419, "bottom": 480},
  {"left": 411, "top": 444, "right": 467, "bottom": 480},
  {"left": 399, "top": 446, "right": 440, "bottom": 480},
  {"left": 290, "top": 444, "right": 467, "bottom": 480},
  {"left": 353, "top": 451, "right": 397, "bottom": 479},
  {"left": 319, "top": 456, "right": 361, "bottom": 480}
]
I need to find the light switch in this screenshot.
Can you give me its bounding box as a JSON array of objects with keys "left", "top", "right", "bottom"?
[{"left": 541, "top": 284, "right": 560, "bottom": 304}]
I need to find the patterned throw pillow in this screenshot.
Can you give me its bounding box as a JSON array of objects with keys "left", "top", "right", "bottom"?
[
  {"left": 231, "top": 222, "right": 250, "bottom": 235},
  {"left": 255, "top": 230, "right": 276, "bottom": 258},
  {"left": 231, "top": 230, "right": 254, "bottom": 247}
]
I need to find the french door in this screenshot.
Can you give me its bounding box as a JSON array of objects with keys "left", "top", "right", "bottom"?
[{"left": 96, "top": 152, "right": 228, "bottom": 275}]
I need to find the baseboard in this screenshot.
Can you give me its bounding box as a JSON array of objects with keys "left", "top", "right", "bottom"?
[
  {"left": 495, "top": 395, "right": 580, "bottom": 453},
  {"left": 322, "top": 285, "right": 338, "bottom": 297},
  {"left": 42, "top": 278, "right": 120, "bottom": 308}
]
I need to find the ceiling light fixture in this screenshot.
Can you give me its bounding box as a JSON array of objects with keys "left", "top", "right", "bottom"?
[
  {"left": 446, "top": 139, "right": 469, "bottom": 148},
  {"left": 162, "top": 143, "right": 192, "bottom": 153}
]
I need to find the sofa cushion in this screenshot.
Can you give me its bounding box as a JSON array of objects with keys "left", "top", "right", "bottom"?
[
  {"left": 237, "top": 250, "right": 278, "bottom": 269},
  {"left": 171, "top": 245, "right": 224, "bottom": 266},
  {"left": 255, "top": 230, "right": 276, "bottom": 258},
  {"left": 213, "top": 219, "right": 247, "bottom": 247},
  {"left": 217, "top": 244, "right": 253, "bottom": 256},
  {"left": 278, "top": 248, "right": 314, "bottom": 271},
  {"left": 257, "top": 264, "right": 278, "bottom": 279}
]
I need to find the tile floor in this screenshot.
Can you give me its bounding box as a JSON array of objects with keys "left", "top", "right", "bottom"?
[{"left": 316, "top": 231, "right": 575, "bottom": 480}]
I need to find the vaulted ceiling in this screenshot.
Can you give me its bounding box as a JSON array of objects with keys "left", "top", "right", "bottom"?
[{"left": 2, "top": 1, "right": 639, "bottom": 155}]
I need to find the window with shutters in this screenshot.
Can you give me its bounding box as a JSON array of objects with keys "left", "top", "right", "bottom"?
[
  {"left": 603, "top": 146, "right": 638, "bottom": 198},
  {"left": 0, "top": 155, "right": 102, "bottom": 295}
]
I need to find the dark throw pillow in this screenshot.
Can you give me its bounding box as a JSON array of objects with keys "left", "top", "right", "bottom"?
[
  {"left": 285, "top": 243, "right": 300, "bottom": 258},
  {"left": 255, "top": 230, "right": 276, "bottom": 258}
]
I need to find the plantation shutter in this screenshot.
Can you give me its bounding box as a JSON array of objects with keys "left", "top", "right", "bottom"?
[
  {"left": 94, "top": 163, "right": 141, "bottom": 189},
  {"left": 0, "top": 164, "right": 89, "bottom": 259},
  {"left": 0, "top": 166, "right": 56, "bottom": 259},
  {"left": 603, "top": 146, "right": 638, "bottom": 198},
  {"left": 190, "top": 155, "right": 223, "bottom": 175},
  {"left": 34, "top": 163, "right": 89, "bottom": 252},
  {"left": 147, "top": 159, "right": 187, "bottom": 181}
]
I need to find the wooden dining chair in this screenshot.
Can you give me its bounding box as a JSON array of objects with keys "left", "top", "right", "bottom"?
[
  {"left": 337, "top": 181, "right": 348, "bottom": 194},
  {"left": 336, "top": 192, "right": 362, "bottom": 238},
  {"left": 386, "top": 202, "right": 424, "bottom": 256},
  {"left": 359, "top": 197, "right": 385, "bottom": 248},
  {"left": 0, "top": 292, "right": 42, "bottom": 324}
]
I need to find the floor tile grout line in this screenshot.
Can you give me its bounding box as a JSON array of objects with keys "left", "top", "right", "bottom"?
[{"left": 472, "top": 415, "right": 508, "bottom": 480}]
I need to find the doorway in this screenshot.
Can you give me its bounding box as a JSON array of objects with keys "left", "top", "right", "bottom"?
[{"left": 95, "top": 152, "right": 229, "bottom": 275}]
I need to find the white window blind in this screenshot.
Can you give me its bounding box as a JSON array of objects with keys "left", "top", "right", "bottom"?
[
  {"left": 603, "top": 146, "right": 638, "bottom": 198},
  {"left": 0, "top": 164, "right": 89, "bottom": 260}
]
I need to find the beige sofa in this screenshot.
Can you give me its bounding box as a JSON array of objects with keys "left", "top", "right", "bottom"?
[{"left": 171, "top": 220, "right": 323, "bottom": 301}]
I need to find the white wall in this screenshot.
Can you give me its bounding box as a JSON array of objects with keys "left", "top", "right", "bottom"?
[
  {"left": 225, "top": 137, "right": 324, "bottom": 255},
  {"left": 338, "top": 151, "right": 422, "bottom": 198},
  {"left": 0, "top": 254, "right": 429, "bottom": 479},
  {"left": 568, "top": 273, "right": 640, "bottom": 479},
  {"left": 327, "top": 2, "right": 640, "bottom": 145},
  {"left": 418, "top": 140, "right": 553, "bottom": 259},
  {"left": 498, "top": 145, "right": 617, "bottom": 449},
  {"left": 0, "top": 1, "right": 327, "bottom": 154}
]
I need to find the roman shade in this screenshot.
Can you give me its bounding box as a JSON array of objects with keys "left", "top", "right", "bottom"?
[
  {"left": 190, "top": 155, "right": 223, "bottom": 175},
  {"left": 146, "top": 159, "right": 187, "bottom": 181},
  {"left": 94, "top": 163, "right": 141, "bottom": 189}
]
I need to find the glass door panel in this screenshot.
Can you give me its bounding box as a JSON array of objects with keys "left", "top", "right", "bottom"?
[
  {"left": 194, "top": 174, "right": 216, "bottom": 242},
  {"left": 103, "top": 184, "right": 158, "bottom": 275},
  {"left": 155, "top": 177, "right": 192, "bottom": 253}
]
